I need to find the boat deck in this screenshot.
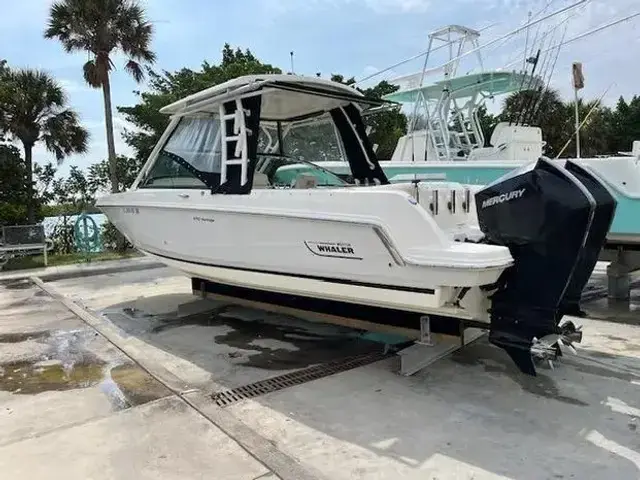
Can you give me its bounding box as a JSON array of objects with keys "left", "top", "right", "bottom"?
[{"left": 1, "top": 263, "right": 640, "bottom": 479}]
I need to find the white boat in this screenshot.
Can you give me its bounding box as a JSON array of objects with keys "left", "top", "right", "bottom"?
[
  {"left": 97, "top": 74, "right": 615, "bottom": 375},
  {"left": 314, "top": 24, "right": 640, "bottom": 301}
]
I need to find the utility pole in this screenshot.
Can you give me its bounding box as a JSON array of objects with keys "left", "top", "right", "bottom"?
[
  {"left": 290, "top": 51, "right": 295, "bottom": 75},
  {"left": 572, "top": 62, "right": 584, "bottom": 158}
]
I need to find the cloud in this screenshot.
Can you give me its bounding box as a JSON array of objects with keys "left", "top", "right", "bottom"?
[
  {"left": 355, "top": 65, "right": 401, "bottom": 87},
  {"left": 28, "top": 112, "right": 136, "bottom": 178},
  {"left": 58, "top": 78, "right": 91, "bottom": 94},
  {"left": 260, "top": 0, "right": 431, "bottom": 15},
  {"left": 361, "top": 0, "right": 431, "bottom": 13}
]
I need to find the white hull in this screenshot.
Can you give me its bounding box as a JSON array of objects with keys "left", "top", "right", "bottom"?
[
  {"left": 100, "top": 187, "right": 512, "bottom": 320},
  {"left": 95, "top": 74, "right": 607, "bottom": 375}
]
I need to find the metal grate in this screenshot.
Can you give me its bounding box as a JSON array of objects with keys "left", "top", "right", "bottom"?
[{"left": 212, "top": 351, "right": 390, "bottom": 407}]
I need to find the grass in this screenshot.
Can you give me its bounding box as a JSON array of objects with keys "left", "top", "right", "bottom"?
[{"left": 1, "top": 249, "right": 142, "bottom": 271}]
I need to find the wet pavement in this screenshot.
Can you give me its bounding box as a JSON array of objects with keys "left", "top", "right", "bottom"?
[
  {"left": 0, "top": 279, "right": 170, "bottom": 407},
  {"left": 0, "top": 277, "right": 273, "bottom": 480},
  {"left": 2, "top": 266, "right": 640, "bottom": 479}
]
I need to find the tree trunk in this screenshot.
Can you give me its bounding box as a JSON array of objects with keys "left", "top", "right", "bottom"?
[
  {"left": 23, "top": 143, "right": 35, "bottom": 224},
  {"left": 101, "top": 73, "right": 126, "bottom": 251},
  {"left": 101, "top": 73, "right": 119, "bottom": 194}
]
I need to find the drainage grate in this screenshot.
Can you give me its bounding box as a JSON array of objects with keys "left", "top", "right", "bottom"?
[{"left": 212, "top": 351, "right": 390, "bottom": 407}]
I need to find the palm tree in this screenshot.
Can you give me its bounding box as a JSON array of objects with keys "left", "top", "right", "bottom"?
[
  {"left": 0, "top": 68, "right": 89, "bottom": 222},
  {"left": 44, "top": 0, "right": 156, "bottom": 194}
]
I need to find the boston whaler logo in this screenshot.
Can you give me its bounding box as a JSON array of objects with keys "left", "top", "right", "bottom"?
[
  {"left": 481, "top": 188, "right": 526, "bottom": 209},
  {"left": 304, "top": 241, "right": 362, "bottom": 260}
]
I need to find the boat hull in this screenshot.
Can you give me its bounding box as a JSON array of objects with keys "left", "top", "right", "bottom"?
[
  {"left": 99, "top": 188, "right": 513, "bottom": 320},
  {"left": 318, "top": 159, "right": 640, "bottom": 243}
]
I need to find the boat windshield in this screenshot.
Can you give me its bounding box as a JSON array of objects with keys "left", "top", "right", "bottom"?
[
  {"left": 138, "top": 109, "right": 353, "bottom": 190},
  {"left": 255, "top": 115, "right": 349, "bottom": 187}
]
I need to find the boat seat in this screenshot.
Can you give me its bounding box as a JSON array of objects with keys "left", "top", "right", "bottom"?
[
  {"left": 293, "top": 174, "right": 318, "bottom": 189},
  {"left": 253, "top": 172, "right": 271, "bottom": 189}
]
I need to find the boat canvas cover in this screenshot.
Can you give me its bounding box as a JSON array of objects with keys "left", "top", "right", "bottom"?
[{"left": 383, "top": 71, "right": 541, "bottom": 103}]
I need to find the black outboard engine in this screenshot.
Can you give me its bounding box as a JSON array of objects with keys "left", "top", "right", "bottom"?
[
  {"left": 475, "top": 157, "right": 616, "bottom": 375},
  {"left": 559, "top": 161, "right": 617, "bottom": 318}
]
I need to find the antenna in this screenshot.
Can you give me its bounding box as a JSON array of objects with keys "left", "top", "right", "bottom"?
[{"left": 290, "top": 51, "right": 295, "bottom": 75}]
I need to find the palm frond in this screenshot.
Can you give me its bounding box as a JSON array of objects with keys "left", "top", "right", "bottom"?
[
  {"left": 82, "top": 60, "right": 103, "bottom": 88},
  {"left": 124, "top": 60, "right": 144, "bottom": 83},
  {"left": 45, "top": 0, "right": 156, "bottom": 85},
  {"left": 0, "top": 68, "right": 88, "bottom": 164},
  {"left": 41, "top": 109, "right": 90, "bottom": 163}
]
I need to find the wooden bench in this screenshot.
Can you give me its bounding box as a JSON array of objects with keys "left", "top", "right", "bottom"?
[{"left": 0, "top": 225, "right": 53, "bottom": 270}]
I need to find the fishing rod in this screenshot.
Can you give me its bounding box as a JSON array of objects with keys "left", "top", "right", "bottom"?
[
  {"left": 509, "top": 50, "right": 538, "bottom": 125},
  {"left": 355, "top": 0, "right": 587, "bottom": 86},
  {"left": 518, "top": 21, "right": 563, "bottom": 124},
  {"left": 511, "top": 5, "right": 582, "bottom": 124},
  {"left": 524, "top": 0, "right": 555, "bottom": 67},
  {"left": 515, "top": 49, "right": 543, "bottom": 125},
  {"left": 522, "top": 11, "right": 533, "bottom": 72},
  {"left": 410, "top": 0, "right": 587, "bottom": 79},
  {"left": 511, "top": 21, "right": 556, "bottom": 126},
  {"left": 526, "top": 22, "right": 569, "bottom": 126},
  {"left": 554, "top": 82, "right": 614, "bottom": 159},
  {"left": 500, "top": 11, "right": 640, "bottom": 72}
]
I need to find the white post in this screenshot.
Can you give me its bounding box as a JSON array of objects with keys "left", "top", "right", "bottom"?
[
  {"left": 574, "top": 87, "right": 581, "bottom": 159},
  {"left": 572, "top": 62, "right": 584, "bottom": 159}
]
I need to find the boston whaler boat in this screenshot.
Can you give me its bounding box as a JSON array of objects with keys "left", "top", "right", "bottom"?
[{"left": 97, "top": 74, "right": 616, "bottom": 376}]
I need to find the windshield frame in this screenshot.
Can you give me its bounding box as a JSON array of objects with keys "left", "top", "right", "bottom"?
[{"left": 133, "top": 87, "right": 389, "bottom": 192}]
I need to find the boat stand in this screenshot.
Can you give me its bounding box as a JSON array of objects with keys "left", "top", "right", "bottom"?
[
  {"left": 192, "top": 278, "right": 488, "bottom": 377},
  {"left": 601, "top": 247, "right": 640, "bottom": 301},
  {"left": 397, "top": 316, "right": 486, "bottom": 376}
]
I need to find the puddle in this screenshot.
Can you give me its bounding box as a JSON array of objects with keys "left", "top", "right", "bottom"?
[
  {"left": 0, "top": 358, "right": 105, "bottom": 394},
  {"left": 106, "top": 364, "right": 171, "bottom": 407},
  {"left": 0, "top": 331, "right": 49, "bottom": 344},
  {"left": 0, "top": 326, "right": 169, "bottom": 408},
  {"left": 152, "top": 308, "right": 383, "bottom": 370},
  {"left": 0, "top": 358, "right": 169, "bottom": 407},
  {"left": 214, "top": 314, "right": 381, "bottom": 370},
  {"left": 1, "top": 279, "right": 33, "bottom": 290}
]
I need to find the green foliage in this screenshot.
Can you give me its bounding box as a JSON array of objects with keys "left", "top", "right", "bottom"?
[
  {"left": 41, "top": 166, "right": 98, "bottom": 254},
  {"left": 0, "top": 144, "right": 27, "bottom": 226},
  {"left": 0, "top": 68, "right": 89, "bottom": 158},
  {"left": 88, "top": 155, "right": 145, "bottom": 192},
  {"left": 118, "top": 44, "right": 282, "bottom": 163},
  {"left": 609, "top": 96, "right": 640, "bottom": 154},
  {"left": 329, "top": 75, "right": 407, "bottom": 160},
  {"left": 500, "top": 88, "right": 568, "bottom": 157},
  {"left": 45, "top": 0, "right": 156, "bottom": 90},
  {"left": 498, "top": 88, "right": 628, "bottom": 158},
  {"left": 101, "top": 221, "right": 133, "bottom": 251},
  {"left": 362, "top": 81, "right": 408, "bottom": 159},
  {"left": 49, "top": 216, "right": 75, "bottom": 254},
  {"left": 41, "top": 203, "right": 101, "bottom": 217},
  {"left": 2, "top": 249, "right": 141, "bottom": 271},
  {"left": 45, "top": 0, "right": 156, "bottom": 200},
  {"left": 475, "top": 105, "right": 499, "bottom": 147},
  {"left": 0, "top": 64, "right": 89, "bottom": 221},
  {"left": 48, "top": 165, "right": 96, "bottom": 212}
]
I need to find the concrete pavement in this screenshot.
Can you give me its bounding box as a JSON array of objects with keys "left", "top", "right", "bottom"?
[{"left": 2, "top": 265, "right": 640, "bottom": 478}]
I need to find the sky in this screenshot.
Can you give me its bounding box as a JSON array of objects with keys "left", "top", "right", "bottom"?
[{"left": 1, "top": 0, "right": 639, "bottom": 177}]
